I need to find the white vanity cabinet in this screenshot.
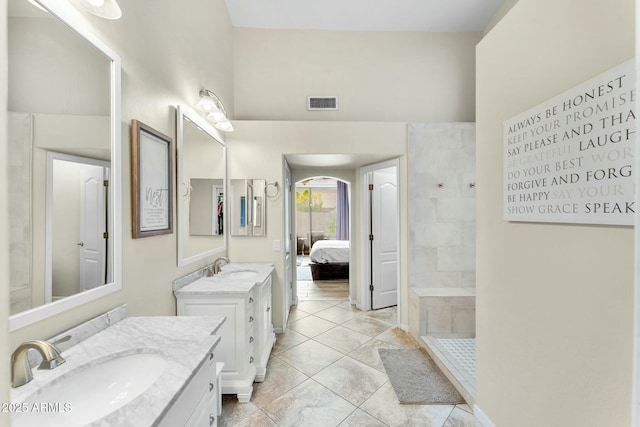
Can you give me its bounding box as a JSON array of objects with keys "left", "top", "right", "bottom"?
[
  {"left": 176, "top": 268, "right": 274, "bottom": 403},
  {"left": 159, "top": 350, "right": 220, "bottom": 427}
]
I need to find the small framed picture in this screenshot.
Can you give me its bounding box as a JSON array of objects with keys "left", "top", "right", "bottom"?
[{"left": 130, "top": 119, "right": 173, "bottom": 238}]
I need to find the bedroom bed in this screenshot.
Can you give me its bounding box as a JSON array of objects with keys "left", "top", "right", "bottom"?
[{"left": 308, "top": 239, "right": 349, "bottom": 281}]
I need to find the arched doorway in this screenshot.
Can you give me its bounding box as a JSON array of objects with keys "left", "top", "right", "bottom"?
[{"left": 294, "top": 176, "right": 351, "bottom": 302}]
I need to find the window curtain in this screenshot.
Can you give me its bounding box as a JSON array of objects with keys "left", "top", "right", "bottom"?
[{"left": 336, "top": 180, "right": 349, "bottom": 240}]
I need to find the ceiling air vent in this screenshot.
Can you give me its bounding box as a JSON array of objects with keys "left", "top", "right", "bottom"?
[{"left": 308, "top": 96, "right": 338, "bottom": 111}]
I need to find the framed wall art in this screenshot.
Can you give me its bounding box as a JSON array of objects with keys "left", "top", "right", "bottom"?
[{"left": 130, "top": 119, "right": 173, "bottom": 238}]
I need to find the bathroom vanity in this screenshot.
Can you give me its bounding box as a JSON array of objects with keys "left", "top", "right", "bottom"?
[
  {"left": 174, "top": 263, "right": 275, "bottom": 402},
  {"left": 10, "top": 309, "right": 225, "bottom": 427}
]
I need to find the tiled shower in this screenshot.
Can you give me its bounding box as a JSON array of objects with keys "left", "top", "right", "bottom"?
[{"left": 407, "top": 122, "right": 477, "bottom": 400}]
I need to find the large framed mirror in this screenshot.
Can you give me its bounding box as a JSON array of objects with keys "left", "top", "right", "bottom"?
[
  {"left": 176, "top": 105, "right": 227, "bottom": 266},
  {"left": 8, "top": 0, "right": 122, "bottom": 330},
  {"left": 230, "top": 179, "right": 267, "bottom": 236}
]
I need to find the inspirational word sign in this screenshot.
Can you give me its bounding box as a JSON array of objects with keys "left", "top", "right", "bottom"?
[{"left": 503, "top": 60, "right": 636, "bottom": 225}]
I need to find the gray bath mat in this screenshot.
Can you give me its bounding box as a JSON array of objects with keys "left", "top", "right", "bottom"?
[{"left": 378, "top": 348, "right": 464, "bottom": 404}]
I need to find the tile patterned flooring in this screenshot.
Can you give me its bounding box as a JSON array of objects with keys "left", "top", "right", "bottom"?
[{"left": 218, "top": 299, "right": 483, "bottom": 427}]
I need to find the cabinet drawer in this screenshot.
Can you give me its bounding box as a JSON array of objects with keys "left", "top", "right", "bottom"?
[
  {"left": 159, "top": 351, "right": 216, "bottom": 427},
  {"left": 185, "top": 393, "right": 217, "bottom": 427}
]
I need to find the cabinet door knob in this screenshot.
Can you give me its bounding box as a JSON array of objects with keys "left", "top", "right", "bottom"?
[
  {"left": 209, "top": 415, "right": 215, "bottom": 426},
  {"left": 266, "top": 307, "right": 271, "bottom": 312},
  {"left": 249, "top": 356, "right": 254, "bottom": 364},
  {"left": 249, "top": 297, "right": 254, "bottom": 303},
  {"left": 249, "top": 316, "right": 254, "bottom": 322},
  {"left": 249, "top": 336, "right": 254, "bottom": 343},
  {"left": 209, "top": 352, "right": 214, "bottom": 360},
  {"left": 209, "top": 382, "right": 214, "bottom": 392}
]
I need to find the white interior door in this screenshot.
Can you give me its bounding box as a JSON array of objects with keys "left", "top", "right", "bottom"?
[
  {"left": 79, "top": 165, "right": 107, "bottom": 292},
  {"left": 370, "top": 166, "right": 399, "bottom": 310}
]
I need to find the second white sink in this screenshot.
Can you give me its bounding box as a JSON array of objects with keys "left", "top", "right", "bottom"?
[
  {"left": 13, "top": 352, "right": 167, "bottom": 427},
  {"left": 219, "top": 269, "right": 258, "bottom": 280}
]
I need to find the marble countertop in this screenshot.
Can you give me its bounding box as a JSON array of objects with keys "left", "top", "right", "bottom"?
[
  {"left": 11, "top": 315, "right": 225, "bottom": 427},
  {"left": 174, "top": 262, "right": 274, "bottom": 296}
]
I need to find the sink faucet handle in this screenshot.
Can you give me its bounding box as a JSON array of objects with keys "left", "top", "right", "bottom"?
[{"left": 51, "top": 334, "right": 71, "bottom": 347}]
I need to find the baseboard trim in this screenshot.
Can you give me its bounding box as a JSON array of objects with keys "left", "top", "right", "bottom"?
[
  {"left": 398, "top": 323, "right": 409, "bottom": 332},
  {"left": 274, "top": 327, "right": 284, "bottom": 334},
  {"left": 473, "top": 404, "right": 497, "bottom": 427}
]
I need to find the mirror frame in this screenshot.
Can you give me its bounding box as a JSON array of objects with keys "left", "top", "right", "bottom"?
[
  {"left": 176, "top": 105, "right": 227, "bottom": 266},
  {"left": 9, "top": 0, "right": 122, "bottom": 331}
]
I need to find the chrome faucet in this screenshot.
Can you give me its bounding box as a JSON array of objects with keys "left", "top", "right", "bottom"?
[
  {"left": 11, "top": 340, "right": 66, "bottom": 388},
  {"left": 213, "top": 256, "right": 230, "bottom": 274}
]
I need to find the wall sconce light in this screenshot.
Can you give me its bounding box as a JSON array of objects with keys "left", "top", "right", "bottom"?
[
  {"left": 69, "top": 0, "right": 122, "bottom": 20},
  {"left": 196, "top": 89, "right": 234, "bottom": 132}
]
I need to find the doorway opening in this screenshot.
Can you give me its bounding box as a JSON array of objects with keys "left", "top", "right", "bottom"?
[
  {"left": 295, "top": 176, "right": 350, "bottom": 302},
  {"left": 46, "top": 152, "right": 111, "bottom": 304}
]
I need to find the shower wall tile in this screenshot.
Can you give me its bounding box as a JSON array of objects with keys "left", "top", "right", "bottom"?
[
  {"left": 9, "top": 112, "right": 33, "bottom": 314},
  {"left": 437, "top": 246, "right": 475, "bottom": 272},
  {"left": 426, "top": 306, "right": 451, "bottom": 334},
  {"left": 437, "top": 198, "right": 476, "bottom": 223},
  {"left": 416, "top": 223, "right": 461, "bottom": 248},
  {"left": 408, "top": 288, "right": 476, "bottom": 340},
  {"left": 410, "top": 248, "right": 438, "bottom": 283},
  {"left": 408, "top": 123, "right": 476, "bottom": 289},
  {"left": 451, "top": 306, "right": 476, "bottom": 334},
  {"left": 430, "top": 272, "right": 463, "bottom": 288},
  {"left": 462, "top": 273, "right": 476, "bottom": 288},
  {"left": 438, "top": 149, "right": 475, "bottom": 175}
]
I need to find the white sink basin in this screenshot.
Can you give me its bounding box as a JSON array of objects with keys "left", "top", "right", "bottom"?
[
  {"left": 220, "top": 269, "right": 258, "bottom": 280},
  {"left": 13, "top": 353, "right": 166, "bottom": 427}
]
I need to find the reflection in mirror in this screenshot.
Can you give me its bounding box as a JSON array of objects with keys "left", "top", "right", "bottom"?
[
  {"left": 177, "top": 106, "right": 226, "bottom": 266},
  {"left": 230, "top": 179, "right": 267, "bottom": 237},
  {"left": 48, "top": 153, "right": 111, "bottom": 303},
  {"left": 8, "top": 0, "right": 122, "bottom": 330},
  {"left": 189, "top": 179, "right": 224, "bottom": 236}
]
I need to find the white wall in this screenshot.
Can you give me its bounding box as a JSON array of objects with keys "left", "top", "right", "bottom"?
[
  {"left": 233, "top": 29, "right": 481, "bottom": 122},
  {"left": 8, "top": 0, "right": 234, "bottom": 351},
  {"left": 8, "top": 16, "right": 109, "bottom": 114},
  {"left": 51, "top": 160, "right": 82, "bottom": 297},
  {"left": 483, "top": 0, "right": 519, "bottom": 36},
  {"left": 476, "top": 0, "right": 634, "bottom": 426}
]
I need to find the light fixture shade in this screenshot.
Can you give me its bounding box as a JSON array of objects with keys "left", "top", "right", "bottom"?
[
  {"left": 70, "top": 0, "right": 122, "bottom": 20},
  {"left": 197, "top": 89, "right": 234, "bottom": 132},
  {"left": 196, "top": 95, "right": 218, "bottom": 113},
  {"left": 206, "top": 110, "right": 226, "bottom": 123},
  {"left": 214, "top": 119, "right": 234, "bottom": 132}
]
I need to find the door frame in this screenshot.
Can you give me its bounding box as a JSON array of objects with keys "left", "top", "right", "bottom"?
[
  {"left": 359, "top": 158, "right": 400, "bottom": 323},
  {"left": 282, "top": 159, "right": 293, "bottom": 331},
  {"left": 45, "top": 152, "right": 110, "bottom": 303}
]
